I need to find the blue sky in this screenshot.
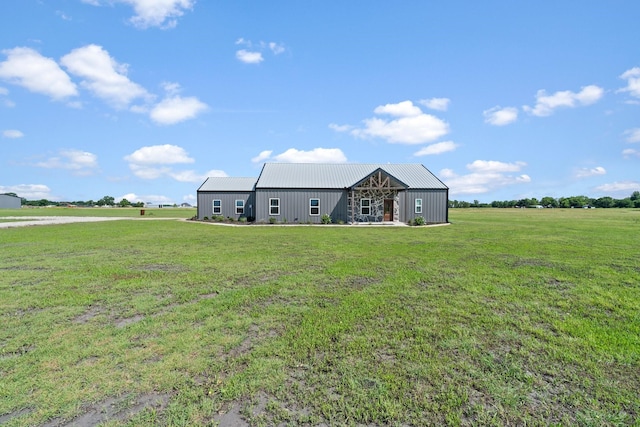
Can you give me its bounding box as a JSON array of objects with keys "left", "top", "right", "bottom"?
[{"left": 1, "top": 1, "right": 639, "bottom": 205}]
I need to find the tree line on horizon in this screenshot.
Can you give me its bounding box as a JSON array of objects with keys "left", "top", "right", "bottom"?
[
  {"left": 3, "top": 191, "right": 639, "bottom": 209},
  {"left": 449, "top": 191, "right": 640, "bottom": 208},
  {"left": 2, "top": 194, "right": 146, "bottom": 208}
]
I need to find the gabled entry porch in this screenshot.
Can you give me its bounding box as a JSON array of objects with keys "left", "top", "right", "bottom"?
[{"left": 347, "top": 168, "right": 408, "bottom": 223}]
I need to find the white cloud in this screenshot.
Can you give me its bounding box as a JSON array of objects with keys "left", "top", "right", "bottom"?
[
  {"left": 269, "top": 42, "right": 285, "bottom": 55},
  {"left": 118, "top": 192, "right": 174, "bottom": 204},
  {"left": 118, "top": 192, "right": 143, "bottom": 203},
  {"left": 442, "top": 160, "right": 530, "bottom": 195},
  {"left": 127, "top": 164, "right": 172, "bottom": 179},
  {"left": 169, "top": 169, "right": 227, "bottom": 183},
  {"left": 622, "top": 148, "right": 640, "bottom": 158},
  {"left": 0, "top": 184, "right": 52, "bottom": 199},
  {"left": 61, "top": 44, "right": 150, "bottom": 109},
  {"left": 575, "top": 166, "right": 606, "bottom": 178},
  {"left": 623, "top": 128, "right": 640, "bottom": 143},
  {"left": 413, "top": 141, "right": 458, "bottom": 156},
  {"left": 123, "top": 144, "right": 223, "bottom": 181},
  {"left": 2, "top": 129, "right": 24, "bottom": 138},
  {"left": 126, "top": 0, "right": 194, "bottom": 28},
  {"left": 266, "top": 147, "right": 348, "bottom": 163},
  {"left": 523, "top": 85, "right": 604, "bottom": 117},
  {"left": 374, "top": 100, "right": 422, "bottom": 117},
  {"left": 594, "top": 181, "right": 640, "bottom": 194},
  {"left": 619, "top": 67, "right": 640, "bottom": 99},
  {"left": 0, "top": 87, "right": 14, "bottom": 108},
  {"left": 84, "top": 0, "right": 195, "bottom": 29},
  {"left": 483, "top": 106, "right": 518, "bottom": 126},
  {"left": 251, "top": 150, "right": 273, "bottom": 163},
  {"left": 161, "top": 81, "right": 181, "bottom": 96},
  {"left": 236, "top": 50, "right": 264, "bottom": 64},
  {"left": 150, "top": 95, "right": 208, "bottom": 125},
  {"left": 235, "top": 39, "right": 286, "bottom": 63},
  {"left": 419, "top": 97, "right": 450, "bottom": 111},
  {"left": 56, "top": 10, "right": 72, "bottom": 21},
  {"left": 127, "top": 165, "right": 226, "bottom": 182},
  {"left": 328, "top": 123, "right": 353, "bottom": 132},
  {"left": 124, "top": 144, "right": 194, "bottom": 165},
  {"left": 467, "top": 160, "right": 527, "bottom": 173},
  {"left": 34, "top": 149, "right": 98, "bottom": 175},
  {"left": 350, "top": 100, "right": 449, "bottom": 144},
  {"left": 0, "top": 47, "right": 78, "bottom": 100}
]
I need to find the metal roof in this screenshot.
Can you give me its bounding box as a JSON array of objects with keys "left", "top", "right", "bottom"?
[
  {"left": 255, "top": 163, "right": 447, "bottom": 189},
  {"left": 198, "top": 177, "right": 256, "bottom": 192}
]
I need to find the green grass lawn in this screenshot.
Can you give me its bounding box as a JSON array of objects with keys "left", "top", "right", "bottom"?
[
  {"left": 1, "top": 209, "right": 638, "bottom": 426},
  {"left": 0, "top": 207, "right": 196, "bottom": 218}
]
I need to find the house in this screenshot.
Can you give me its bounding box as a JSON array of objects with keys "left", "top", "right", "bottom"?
[
  {"left": 0, "top": 194, "right": 22, "bottom": 209},
  {"left": 197, "top": 163, "right": 449, "bottom": 224}
]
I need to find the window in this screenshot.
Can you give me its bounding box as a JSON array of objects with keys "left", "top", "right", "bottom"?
[
  {"left": 361, "top": 199, "right": 371, "bottom": 215},
  {"left": 415, "top": 198, "right": 422, "bottom": 214},
  {"left": 235, "top": 199, "right": 244, "bottom": 215},
  {"left": 309, "top": 198, "right": 320, "bottom": 215},
  {"left": 269, "top": 198, "right": 280, "bottom": 215},
  {"left": 213, "top": 199, "right": 221, "bottom": 214}
]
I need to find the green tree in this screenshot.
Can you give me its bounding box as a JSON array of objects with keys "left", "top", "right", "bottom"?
[
  {"left": 594, "top": 196, "right": 614, "bottom": 208},
  {"left": 118, "top": 198, "right": 131, "bottom": 207},
  {"left": 614, "top": 198, "right": 633, "bottom": 208},
  {"left": 97, "top": 196, "right": 115, "bottom": 206},
  {"left": 540, "top": 196, "right": 557, "bottom": 208}
]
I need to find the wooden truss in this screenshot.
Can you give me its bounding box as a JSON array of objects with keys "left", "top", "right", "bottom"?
[{"left": 353, "top": 170, "right": 405, "bottom": 190}]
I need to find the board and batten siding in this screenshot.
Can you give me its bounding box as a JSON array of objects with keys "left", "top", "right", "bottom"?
[
  {"left": 255, "top": 189, "right": 347, "bottom": 223},
  {"left": 197, "top": 192, "right": 255, "bottom": 220},
  {"left": 401, "top": 189, "right": 449, "bottom": 223}
]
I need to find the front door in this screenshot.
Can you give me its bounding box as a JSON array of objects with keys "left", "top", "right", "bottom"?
[{"left": 384, "top": 199, "right": 393, "bottom": 221}]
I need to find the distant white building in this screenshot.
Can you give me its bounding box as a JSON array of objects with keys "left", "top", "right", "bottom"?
[{"left": 0, "top": 194, "right": 21, "bottom": 209}]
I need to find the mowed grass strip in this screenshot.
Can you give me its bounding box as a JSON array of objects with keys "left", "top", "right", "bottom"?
[
  {"left": 0, "top": 209, "right": 638, "bottom": 426},
  {"left": 0, "top": 207, "right": 196, "bottom": 218}
]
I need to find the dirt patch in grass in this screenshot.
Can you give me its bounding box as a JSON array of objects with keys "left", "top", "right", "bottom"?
[
  {"left": 213, "top": 399, "right": 251, "bottom": 427},
  {"left": 0, "top": 407, "right": 33, "bottom": 425},
  {"left": 74, "top": 305, "right": 104, "bottom": 324},
  {"left": 226, "top": 324, "right": 278, "bottom": 359},
  {"left": 114, "top": 314, "right": 144, "bottom": 328},
  {"left": 0, "top": 265, "right": 51, "bottom": 271},
  {"left": 138, "top": 263, "right": 188, "bottom": 273},
  {"left": 547, "top": 278, "right": 573, "bottom": 292},
  {"left": 42, "top": 392, "right": 172, "bottom": 427},
  {"left": 213, "top": 391, "right": 315, "bottom": 427},
  {"left": 345, "top": 276, "right": 378, "bottom": 289},
  {"left": 0, "top": 344, "right": 35, "bottom": 360},
  {"left": 199, "top": 292, "right": 219, "bottom": 300},
  {"left": 513, "top": 259, "right": 554, "bottom": 268}
]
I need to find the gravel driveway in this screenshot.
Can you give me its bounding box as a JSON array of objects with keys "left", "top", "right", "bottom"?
[{"left": 0, "top": 216, "right": 131, "bottom": 229}]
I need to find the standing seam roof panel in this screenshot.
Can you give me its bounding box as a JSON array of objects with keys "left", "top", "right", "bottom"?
[
  {"left": 255, "top": 163, "right": 447, "bottom": 189},
  {"left": 198, "top": 177, "right": 257, "bottom": 192}
]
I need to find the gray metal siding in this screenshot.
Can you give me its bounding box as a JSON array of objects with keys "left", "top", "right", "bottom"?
[
  {"left": 255, "top": 189, "right": 347, "bottom": 223},
  {"left": 197, "top": 192, "right": 255, "bottom": 220},
  {"left": 402, "top": 190, "right": 449, "bottom": 223}
]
